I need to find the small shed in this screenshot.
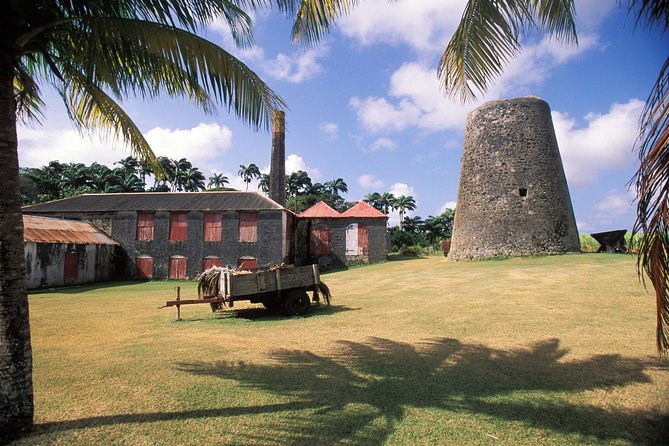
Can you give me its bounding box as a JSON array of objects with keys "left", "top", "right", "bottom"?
[
  {"left": 23, "top": 215, "right": 119, "bottom": 289},
  {"left": 295, "top": 201, "right": 388, "bottom": 268}
]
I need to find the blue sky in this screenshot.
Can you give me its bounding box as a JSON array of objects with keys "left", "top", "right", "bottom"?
[{"left": 17, "top": 0, "right": 667, "bottom": 231}]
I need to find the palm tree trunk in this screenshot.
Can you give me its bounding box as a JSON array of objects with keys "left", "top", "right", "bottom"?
[{"left": 0, "top": 55, "right": 34, "bottom": 440}]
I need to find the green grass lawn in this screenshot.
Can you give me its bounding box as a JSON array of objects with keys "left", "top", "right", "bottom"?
[{"left": 14, "top": 254, "right": 669, "bottom": 445}]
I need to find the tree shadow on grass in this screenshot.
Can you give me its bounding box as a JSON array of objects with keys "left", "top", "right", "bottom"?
[{"left": 28, "top": 338, "right": 668, "bottom": 445}]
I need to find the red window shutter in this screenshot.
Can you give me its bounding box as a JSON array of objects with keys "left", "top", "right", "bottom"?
[
  {"left": 64, "top": 251, "right": 79, "bottom": 280},
  {"left": 239, "top": 212, "right": 258, "bottom": 242},
  {"left": 135, "top": 256, "right": 153, "bottom": 279},
  {"left": 358, "top": 224, "right": 369, "bottom": 256},
  {"left": 238, "top": 257, "right": 257, "bottom": 269},
  {"left": 169, "top": 212, "right": 188, "bottom": 241},
  {"left": 137, "top": 212, "right": 154, "bottom": 241},
  {"left": 169, "top": 256, "right": 187, "bottom": 279},
  {"left": 310, "top": 226, "right": 331, "bottom": 256},
  {"left": 202, "top": 256, "right": 221, "bottom": 271},
  {"left": 203, "top": 213, "right": 222, "bottom": 242}
]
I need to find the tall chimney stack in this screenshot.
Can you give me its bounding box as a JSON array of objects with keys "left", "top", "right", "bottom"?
[{"left": 270, "top": 110, "right": 286, "bottom": 207}]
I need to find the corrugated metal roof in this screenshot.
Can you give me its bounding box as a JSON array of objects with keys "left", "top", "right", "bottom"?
[
  {"left": 23, "top": 215, "right": 118, "bottom": 245},
  {"left": 340, "top": 201, "right": 387, "bottom": 219},
  {"left": 298, "top": 201, "right": 341, "bottom": 218},
  {"left": 22, "top": 191, "right": 285, "bottom": 213}
]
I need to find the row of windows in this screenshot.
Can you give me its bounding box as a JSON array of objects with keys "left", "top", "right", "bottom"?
[
  {"left": 137, "top": 212, "right": 258, "bottom": 243},
  {"left": 135, "top": 255, "right": 257, "bottom": 280}
]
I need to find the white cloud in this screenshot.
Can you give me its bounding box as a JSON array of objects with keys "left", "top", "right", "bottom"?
[
  {"left": 389, "top": 182, "right": 415, "bottom": 198},
  {"left": 595, "top": 189, "right": 635, "bottom": 216},
  {"left": 285, "top": 154, "right": 322, "bottom": 180},
  {"left": 369, "top": 137, "right": 397, "bottom": 152},
  {"left": 340, "top": 0, "right": 466, "bottom": 53},
  {"left": 358, "top": 174, "right": 385, "bottom": 190},
  {"left": 320, "top": 122, "right": 339, "bottom": 141},
  {"left": 438, "top": 201, "right": 457, "bottom": 214},
  {"left": 263, "top": 45, "right": 329, "bottom": 83},
  {"left": 145, "top": 123, "right": 233, "bottom": 166},
  {"left": 18, "top": 122, "right": 234, "bottom": 174},
  {"left": 18, "top": 126, "right": 120, "bottom": 167},
  {"left": 552, "top": 99, "right": 643, "bottom": 186}
]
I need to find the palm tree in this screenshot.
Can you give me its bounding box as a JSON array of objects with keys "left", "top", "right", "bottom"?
[
  {"left": 363, "top": 192, "right": 383, "bottom": 212},
  {"left": 324, "top": 178, "right": 348, "bottom": 197},
  {"left": 378, "top": 192, "right": 396, "bottom": 216},
  {"left": 2, "top": 0, "right": 284, "bottom": 437},
  {"left": 114, "top": 156, "right": 140, "bottom": 178},
  {"left": 394, "top": 195, "right": 417, "bottom": 231},
  {"left": 208, "top": 173, "right": 229, "bottom": 189},
  {"left": 182, "top": 167, "right": 206, "bottom": 192},
  {"left": 238, "top": 163, "right": 261, "bottom": 191},
  {"left": 258, "top": 173, "right": 271, "bottom": 194}
]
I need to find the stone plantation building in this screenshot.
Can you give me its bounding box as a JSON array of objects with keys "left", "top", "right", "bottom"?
[
  {"left": 23, "top": 192, "right": 294, "bottom": 281},
  {"left": 295, "top": 201, "right": 388, "bottom": 269}
]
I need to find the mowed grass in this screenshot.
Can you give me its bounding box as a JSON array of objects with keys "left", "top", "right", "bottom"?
[{"left": 14, "top": 254, "right": 669, "bottom": 445}]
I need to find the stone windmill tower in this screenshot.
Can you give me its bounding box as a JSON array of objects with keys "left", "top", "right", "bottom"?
[{"left": 449, "top": 96, "right": 580, "bottom": 260}]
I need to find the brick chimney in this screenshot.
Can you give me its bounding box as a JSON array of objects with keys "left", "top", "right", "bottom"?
[{"left": 269, "top": 110, "right": 286, "bottom": 207}]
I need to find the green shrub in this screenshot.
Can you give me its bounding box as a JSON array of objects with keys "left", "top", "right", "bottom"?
[
  {"left": 580, "top": 234, "right": 601, "bottom": 253},
  {"left": 399, "top": 245, "right": 423, "bottom": 256}
]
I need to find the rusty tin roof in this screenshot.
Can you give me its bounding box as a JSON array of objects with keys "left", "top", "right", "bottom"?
[{"left": 23, "top": 215, "right": 118, "bottom": 245}]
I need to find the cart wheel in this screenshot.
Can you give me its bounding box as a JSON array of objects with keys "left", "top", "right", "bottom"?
[
  {"left": 284, "top": 289, "right": 311, "bottom": 316},
  {"left": 262, "top": 298, "right": 284, "bottom": 311}
]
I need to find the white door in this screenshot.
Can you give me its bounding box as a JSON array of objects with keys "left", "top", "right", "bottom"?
[{"left": 346, "top": 223, "right": 359, "bottom": 255}]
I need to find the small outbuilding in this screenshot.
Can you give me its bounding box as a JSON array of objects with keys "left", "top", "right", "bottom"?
[
  {"left": 23, "top": 215, "right": 119, "bottom": 289},
  {"left": 295, "top": 201, "right": 388, "bottom": 269}
]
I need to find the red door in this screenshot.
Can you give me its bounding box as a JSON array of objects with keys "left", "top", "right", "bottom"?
[
  {"left": 64, "top": 251, "right": 79, "bottom": 281},
  {"left": 238, "top": 257, "right": 257, "bottom": 269},
  {"left": 136, "top": 256, "right": 153, "bottom": 279},
  {"left": 202, "top": 256, "right": 221, "bottom": 271},
  {"left": 169, "top": 256, "right": 187, "bottom": 279}
]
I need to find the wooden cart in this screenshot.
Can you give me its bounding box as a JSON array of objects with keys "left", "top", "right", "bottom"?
[{"left": 163, "top": 264, "right": 328, "bottom": 319}]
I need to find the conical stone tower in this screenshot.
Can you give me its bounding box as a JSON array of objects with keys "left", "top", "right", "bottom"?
[{"left": 449, "top": 96, "right": 580, "bottom": 260}]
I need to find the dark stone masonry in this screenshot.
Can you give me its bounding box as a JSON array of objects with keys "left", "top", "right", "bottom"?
[{"left": 449, "top": 96, "right": 580, "bottom": 260}]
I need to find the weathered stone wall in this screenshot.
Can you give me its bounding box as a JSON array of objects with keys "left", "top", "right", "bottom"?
[
  {"left": 24, "top": 242, "right": 119, "bottom": 289},
  {"left": 28, "top": 210, "right": 291, "bottom": 279},
  {"left": 449, "top": 96, "right": 580, "bottom": 260},
  {"left": 294, "top": 217, "right": 387, "bottom": 268}
]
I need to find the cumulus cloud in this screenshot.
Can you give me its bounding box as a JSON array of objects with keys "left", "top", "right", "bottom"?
[
  {"left": 369, "top": 137, "right": 397, "bottom": 152},
  {"left": 389, "top": 182, "right": 415, "bottom": 198},
  {"left": 320, "top": 122, "right": 339, "bottom": 141},
  {"left": 340, "top": 0, "right": 465, "bottom": 53},
  {"left": 438, "top": 201, "right": 457, "bottom": 214},
  {"left": 263, "top": 45, "right": 329, "bottom": 83},
  {"left": 552, "top": 99, "right": 643, "bottom": 186},
  {"left": 586, "top": 189, "right": 636, "bottom": 230},
  {"left": 285, "top": 154, "right": 322, "bottom": 180},
  {"left": 18, "top": 122, "right": 234, "bottom": 173},
  {"left": 358, "top": 174, "right": 385, "bottom": 190}
]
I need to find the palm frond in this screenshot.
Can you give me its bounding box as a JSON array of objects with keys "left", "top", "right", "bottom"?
[
  {"left": 633, "top": 56, "right": 669, "bottom": 357},
  {"left": 290, "top": 0, "right": 360, "bottom": 46},
  {"left": 52, "top": 17, "right": 285, "bottom": 129},
  {"left": 58, "top": 68, "right": 164, "bottom": 175},
  {"left": 440, "top": 0, "right": 577, "bottom": 104}
]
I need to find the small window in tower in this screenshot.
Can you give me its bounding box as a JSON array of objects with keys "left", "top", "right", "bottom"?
[{"left": 519, "top": 188, "right": 528, "bottom": 197}]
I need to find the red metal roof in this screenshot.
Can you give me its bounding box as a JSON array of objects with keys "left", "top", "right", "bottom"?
[
  {"left": 23, "top": 215, "right": 118, "bottom": 245},
  {"left": 340, "top": 201, "right": 387, "bottom": 219},
  {"left": 298, "top": 201, "right": 341, "bottom": 218}
]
